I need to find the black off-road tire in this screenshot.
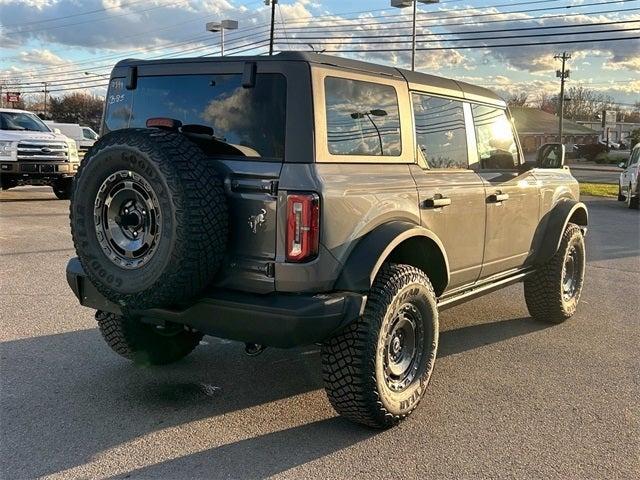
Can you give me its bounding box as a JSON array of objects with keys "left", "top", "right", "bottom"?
[
  {"left": 96, "top": 311, "right": 203, "bottom": 365},
  {"left": 52, "top": 178, "right": 73, "bottom": 200},
  {"left": 321, "top": 264, "right": 439, "bottom": 429},
  {"left": 524, "top": 223, "right": 585, "bottom": 324},
  {"left": 627, "top": 185, "right": 639, "bottom": 210},
  {"left": 70, "top": 128, "right": 228, "bottom": 310}
]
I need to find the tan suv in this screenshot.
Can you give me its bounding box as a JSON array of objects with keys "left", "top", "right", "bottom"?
[{"left": 66, "top": 53, "right": 588, "bottom": 428}]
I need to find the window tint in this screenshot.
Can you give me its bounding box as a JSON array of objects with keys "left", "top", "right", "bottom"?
[
  {"left": 412, "top": 94, "right": 468, "bottom": 169},
  {"left": 104, "top": 74, "right": 287, "bottom": 159},
  {"left": 325, "top": 77, "right": 401, "bottom": 156},
  {"left": 472, "top": 105, "right": 519, "bottom": 169}
]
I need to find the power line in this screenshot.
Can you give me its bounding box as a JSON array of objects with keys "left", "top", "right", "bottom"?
[
  {"left": 276, "top": 19, "right": 640, "bottom": 42},
  {"left": 319, "top": 35, "right": 640, "bottom": 53},
  {"left": 278, "top": 0, "right": 634, "bottom": 31},
  {"left": 276, "top": 25, "right": 640, "bottom": 46},
  {"left": 5, "top": 4, "right": 633, "bottom": 83}
]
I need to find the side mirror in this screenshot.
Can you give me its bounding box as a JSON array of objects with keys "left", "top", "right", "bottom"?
[
  {"left": 618, "top": 162, "right": 626, "bottom": 169},
  {"left": 537, "top": 143, "right": 565, "bottom": 168},
  {"left": 53, "top": 128, "right": 61, "bottom": 134}
]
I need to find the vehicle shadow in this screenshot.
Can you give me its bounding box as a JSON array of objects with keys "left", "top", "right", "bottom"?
[
  {"left": 0, "top": 196, "right": 59, "bottom": 203},
  {"left": 0, "top": 315, "right": 548, "bottom": 478}
]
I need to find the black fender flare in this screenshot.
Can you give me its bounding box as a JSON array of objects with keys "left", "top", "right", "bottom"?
[
  {"left": 531, "top": 199, "right": 588, "bottom": 265},
  {"left": 334, "top": 221, "right": 450, "bottom": 294}
]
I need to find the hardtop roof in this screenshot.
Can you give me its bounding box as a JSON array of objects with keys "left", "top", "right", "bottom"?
[{"left": 114, "top": 52, "right": 504, "bottom": 107}]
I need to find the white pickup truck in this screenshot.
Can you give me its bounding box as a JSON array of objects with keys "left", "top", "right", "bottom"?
[
  {"left": 0, "top": 108, "right": 80, "bottom": 199},
  {"left": 44, "top": 121, "right": 99, "bottom": 154}
]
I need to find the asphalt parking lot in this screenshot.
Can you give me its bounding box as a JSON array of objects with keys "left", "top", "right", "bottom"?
[{"left": 1, "top": 187, "right": 639, "bottom": 480}]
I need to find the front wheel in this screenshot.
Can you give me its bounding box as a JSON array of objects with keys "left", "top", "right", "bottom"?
[
  {"left": 617, "top": 185, "right": 625, "bottom": 202},
  {"left": 95, "top": 311, "right": 203, "bottom": 365},
  {"left": 321, "top": 264, "right": 439, "bottom": 428},
  {"left": 52, "top": 178, "right": 73, "bottom": 200},
  {"left": 524, "top": 223, "right": 586, "bottom": 323},
  {"left": 627, "top": 184, "right": 639, "bottom": 210}
]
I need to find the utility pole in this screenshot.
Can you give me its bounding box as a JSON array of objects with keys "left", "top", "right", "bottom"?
[
  {"left": 554, "top": 52, "right": 571, "bottom": 144},
  {"left": 265, "top": 0, "right": 278, "bottom": 56},
  {"left": 42, "top": 82, "right": 49, "bottom": 117}
]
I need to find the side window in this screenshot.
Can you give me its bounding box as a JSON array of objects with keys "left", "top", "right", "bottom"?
[
  {"left": 412, "top": 93, "right": 468, "bottom": 169},
  {"left": 472, "top": 105, "right": 520, "bottom": 170},
  {"left": 325, "top": 77, "right": 401, "bottom": 156},
  {"left": 82, "top": 128, "right": 95, "bottom": 140},
  {"left": 631, "top": 149, "right": 639, "bottom": 165}
]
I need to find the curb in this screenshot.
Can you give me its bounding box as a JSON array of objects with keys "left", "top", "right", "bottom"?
[{"left": 568, "top": 165, "right": 621, "bottom": 173}]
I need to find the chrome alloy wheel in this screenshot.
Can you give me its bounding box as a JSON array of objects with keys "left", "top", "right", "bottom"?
[
  {"left": 94, "top": 170, "right": 162, "bottom": 269},
  {"left": 383, "top": 303, "right": 425, "bottom": 392}
]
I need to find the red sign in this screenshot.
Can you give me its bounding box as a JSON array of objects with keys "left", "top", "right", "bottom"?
[{"left": 6, "top": 92, "right": 20, "bottom": 103}]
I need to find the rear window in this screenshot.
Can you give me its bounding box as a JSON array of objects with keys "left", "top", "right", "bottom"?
[{"left": 104, "top": 73, "right": 287, "bottom": 159}]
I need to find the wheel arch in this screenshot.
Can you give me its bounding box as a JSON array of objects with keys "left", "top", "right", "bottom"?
[
  {"left": 530, "top": 199, "right": 588, "bottom": 266},
  {"left": 334, "top": 221, "right": 450, "bottom": 297}
]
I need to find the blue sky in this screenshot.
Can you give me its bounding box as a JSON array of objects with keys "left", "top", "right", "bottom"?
[{"left": 1, "top": 0, "right": 638, "bottom": 106}]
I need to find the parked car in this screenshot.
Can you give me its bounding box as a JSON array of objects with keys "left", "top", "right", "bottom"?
[
  {"left": 66, "top": 53, "right": 588, "bottom": 428},
  {"left": 44, "top": 121, "right": 99, "bottom": 154},
  {"left": 576, "top": 142, "right": 609, "bottom": 161},
  {"left": 0, "top": 108, "right": 80, "bottom": 199},
  {"left": 618, "top": 143, "right": 640, "bottom": 209}
]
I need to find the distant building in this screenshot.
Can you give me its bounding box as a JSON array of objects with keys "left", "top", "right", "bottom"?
[
  {"left": 509, "top": 107, "right": 599, "bottom": 153},
  {"left": 576, "top": 120, "right": 640, "bottom": 146}
]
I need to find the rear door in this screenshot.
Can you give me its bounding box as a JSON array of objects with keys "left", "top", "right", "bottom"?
[
  {"left": 103, "top": 60, "right": 311, "bottom": 293},
  {"left": 470, "top": 104, "right": 540, "bottom": 278},
  {"left": 409, "top": 93, "right": 486, "bottom": 289}
]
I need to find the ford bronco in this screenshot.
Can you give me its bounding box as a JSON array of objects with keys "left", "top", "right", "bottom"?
[{"left": 66, "top": 53, "right": 587, "bottom": 428}]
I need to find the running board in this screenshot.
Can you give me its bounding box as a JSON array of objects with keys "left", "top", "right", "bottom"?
[{"left": 437, "top": 270, "right": 532, "bottom": 310}]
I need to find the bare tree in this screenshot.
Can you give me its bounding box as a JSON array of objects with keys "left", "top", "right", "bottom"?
[
  {"left": 506, "top": 92, "right": 529, "bottom": 107},
  {"left": 562, "top": 85, "right": 615, "bottom": 121}
]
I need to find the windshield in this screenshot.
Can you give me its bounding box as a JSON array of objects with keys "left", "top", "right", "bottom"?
[
  {"left": 103, "top": 73, "right": 287, "bottom": 159},
  {"left": 0, "top": 112, "right": 51, "bottom": 132}
]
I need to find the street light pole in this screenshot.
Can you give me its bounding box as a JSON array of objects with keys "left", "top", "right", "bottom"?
[
  {"left": 391, "top": 0, "right": 439, "bottom": 72},
  {"left": 206, "top": 19, "right": 239, "bottom": 56}
]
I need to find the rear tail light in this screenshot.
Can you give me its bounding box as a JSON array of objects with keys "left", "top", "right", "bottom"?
[{"left": 286, "top": 193, "right": 320, "bottom": 262}]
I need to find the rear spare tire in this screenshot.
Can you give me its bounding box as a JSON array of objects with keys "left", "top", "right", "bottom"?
[{"left": 71, "top": 128, "right": 228, "bottom": 310}]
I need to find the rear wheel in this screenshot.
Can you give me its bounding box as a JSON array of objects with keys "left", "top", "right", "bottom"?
[
  {"left": 321, "top": 264, "right": 439, "bottom": 428},
  {"left": 96, "top": 310, "right": 203, "bottom": 365},
  {"left": 524, "top": 223, "right": 585, "bottom": 323}
]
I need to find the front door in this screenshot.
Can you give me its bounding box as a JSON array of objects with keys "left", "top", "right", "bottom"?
[
  {"left": 470, "top": 104, "right": 540, "bottom": 278},
  {"left": 410, "top": 93, "right": 486, "bottom": 289}
]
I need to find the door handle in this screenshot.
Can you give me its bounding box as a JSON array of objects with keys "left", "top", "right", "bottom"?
[
  {"left": 488, "top": 192, "right": 509, "bottom": 203},
  {"left": 422, "top": 196, "right": 451, "bottom": 208}
]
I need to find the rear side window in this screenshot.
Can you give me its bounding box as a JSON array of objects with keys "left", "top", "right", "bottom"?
[
  {"left": 412, "top": 93, "right": 468, "bottom": 169},
  {"left": 104, "top": 73, "right": 287, "bottom": 160},
  {"left": 472, "top": 105, "right": 519, "bottom": 169},
  {"left": 324, "top": 77, "right": 401, "bottom": 156}
]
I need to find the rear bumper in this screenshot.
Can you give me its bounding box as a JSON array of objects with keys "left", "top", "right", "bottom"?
[{"left": 66, "top": 258, "right": 365, "bottom": 348}]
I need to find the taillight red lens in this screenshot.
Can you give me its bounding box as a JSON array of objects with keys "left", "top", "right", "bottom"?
[{"left": 286, "top": 193, "right": 320, "bottom": 262}]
